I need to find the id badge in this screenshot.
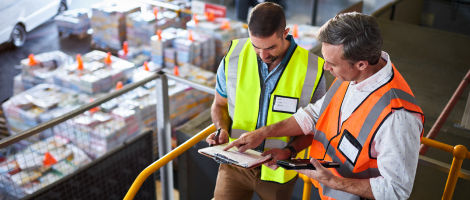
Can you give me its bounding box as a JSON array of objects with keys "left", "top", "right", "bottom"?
[
  {"left": 272, "top": 95, "right": 298, "bottom": 114},
  {"left": 338, "top": 129, "right": 362, "bottom": 166}
]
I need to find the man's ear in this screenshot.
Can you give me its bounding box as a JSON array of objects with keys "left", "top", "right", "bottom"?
[
  {"left": 356, "top": 60, "right": 369, "bottom": 71},
  {"left": 283, "top": 28, "right": 290, "bottom": 38}
]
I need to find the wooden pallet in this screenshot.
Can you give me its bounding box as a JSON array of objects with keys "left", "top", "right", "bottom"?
[
  {"left": 90, "top": 41, "right": 119, "bottom": 55},
  {"left": 58, "top": 31, "right": 89, "bottom": 40}
]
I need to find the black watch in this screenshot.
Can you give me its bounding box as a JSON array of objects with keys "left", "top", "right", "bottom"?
[{"left": 284, "top": 145, "right": 297, "bottom": 158}]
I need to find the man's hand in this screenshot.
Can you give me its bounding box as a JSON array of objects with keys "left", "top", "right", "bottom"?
[
  {"left": 296, "top": 158, "right": 375, "bottom": 199},
  {"left": 223, "top": 129, "right": 267, "bottom": 152},
  {"left": 206, "top": 129, "right": 229, "bottom": 146},
  {"left": 261, "top": 148, "right": 291, "bottom": 169},
  {"left": 296, "top": 158, "right": 335, "bottom": 184}
]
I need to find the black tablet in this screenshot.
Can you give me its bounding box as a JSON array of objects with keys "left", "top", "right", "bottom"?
[{"left": 277, "top": 159, "right": 340, "bottom": 170}]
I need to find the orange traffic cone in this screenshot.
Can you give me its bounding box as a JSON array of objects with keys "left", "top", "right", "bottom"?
[
  {"left": 293, "top": 24, "right": 299, "bottom": 38},
  {"left": 153, "top": 7, "right": 158, "bottom": 19},
  {"left": 143, "top": 61, "right": 150, "bottom": 71},
  {"left": 157, "top": 29, "right": 162, "bottom": 41},
  {"left": 76, "top": 54, "right": 84, "bottom": 71},
  {"left": 221, "top": 21, "right": 230, "bottom": 30},
  {"left": 28, "top": 54, "right": 38, "bottom": 66},
  {"left": 88, "top": 98, "right": 99, "bottom": 113},
  {"left": 173, "top": 65, "right": 180, "bottom": 76},
  {"left": 188, "top": 30, "right": 194, "bottom": 42},
  {"left": 193, "top": 14, "right": 199, "bottom": 25},
  {"left": 116, "top": 81, "right": 123, "bottom": 90},
  {"left": 123, "top": 41, "right": 129, "bottom": 56},
  {"left": 89, "top": 106, "right": 100, "bottom": 113},
  {"left": 43, "top": 152, "right": 57, "bottom": 166},
  {"left": 208, "top": 11, "right": 215, "bottom": 22},
  {"left": 105, "top": 52, "right": 112, "bottom": 65}
]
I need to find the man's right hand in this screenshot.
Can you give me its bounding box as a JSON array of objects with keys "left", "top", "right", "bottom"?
[
  {"left": 223, "top": 129, "right": 267, "bottom": 152},
  {"left": 206, "top": 129, "right": 229, "bottom": 146}
]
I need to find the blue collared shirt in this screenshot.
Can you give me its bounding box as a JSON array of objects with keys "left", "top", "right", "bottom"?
[{"left": 216, "top": 35, "right": 298, "bottom": 129}]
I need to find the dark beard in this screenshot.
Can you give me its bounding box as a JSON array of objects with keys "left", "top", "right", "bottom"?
[{"left": 257, "top": 55, "right": 278, "bottom": 64}]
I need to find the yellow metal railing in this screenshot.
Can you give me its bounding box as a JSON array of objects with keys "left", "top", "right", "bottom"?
[
  {"left": 299, "top": 137, "right": 470, "bottom": 200},
  {"left": 125, "top": 126, "right": 469, "bottom": 200},
  {"left": 420, "top": 137, "right": 470, "bottom": 200},
  {"left": 124, "top": 124, "right": 216, "bottom": 200}
]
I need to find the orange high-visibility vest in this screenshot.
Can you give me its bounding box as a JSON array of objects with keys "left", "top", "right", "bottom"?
[{"left": 309, "top": 64, "right": 424, "bottom": 200}]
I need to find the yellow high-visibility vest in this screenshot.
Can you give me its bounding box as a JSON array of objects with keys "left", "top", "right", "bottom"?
[{"left": 224, "top": 38, "right": 324, "bottom": 183}]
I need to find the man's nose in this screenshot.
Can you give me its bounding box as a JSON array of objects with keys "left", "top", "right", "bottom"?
[
  {"left": 323, "top": 63, "right": 331, "bottom": 71},
  {"left": 259, "top": 50, "right": 269, "bottom": 59}
]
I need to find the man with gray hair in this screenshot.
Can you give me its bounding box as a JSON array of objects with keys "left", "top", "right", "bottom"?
[{"left": 226, "top": 12, "right": 424, "bottom": 199}]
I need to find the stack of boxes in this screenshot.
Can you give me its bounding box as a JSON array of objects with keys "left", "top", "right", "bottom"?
[
  {"left": 55, "top": 110, "right": 128, "bottom": 158},
  {"left": 173, "top": 29, "right": 203, "bottom": 67},
  {"left": 186, "top": 16, "right": 248, "bottom": 71},
  {"left": 0, "top": 136, "right": 91, "bottom": 198},
  {"left": 1, "top": 84, "right": 89, "bottom": 137},
  {"left": 55, "top": 9, "right": 91, "bottom": 37},
  {"left": 90, "top": 1, "right": 140, "bottom": 50},
  {"left": 53, "top": 50, "right": 135, "bottom": 95},
  {"left": 15, "top": 51, "right": 72, "bottom": 94},
  {"left": 150, "top": 27, "right": 177, "bottom": 68},
  {"left": 126, "top": 10, "right": 178, "bottom": 54}
]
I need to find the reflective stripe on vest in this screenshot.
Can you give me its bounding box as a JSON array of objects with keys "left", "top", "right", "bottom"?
[
  {"left": 311, "top": 64, "right": 424, "bottom": 199},
  {"left": 225, "top": 38, "right": 324, "bottom": 183}
]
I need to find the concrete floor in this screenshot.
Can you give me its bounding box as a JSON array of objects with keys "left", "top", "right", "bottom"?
[{"left": 0, "top": 0, "right": 469, "bottom": 199}]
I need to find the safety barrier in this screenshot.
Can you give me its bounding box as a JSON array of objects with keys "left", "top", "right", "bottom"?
[{"left": 124, "top": 124, "right": 216, "bottom": 200}]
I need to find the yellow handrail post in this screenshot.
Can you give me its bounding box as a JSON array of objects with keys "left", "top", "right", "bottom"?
[
  {"left": 299, "top": 174, "right": 312, "bottom": 200},
  {"left": 124, "top": 124, "right": 216, "bottom": 200},
  {"left": 442, "top": 145, "right": 468, "bottom": 200}
]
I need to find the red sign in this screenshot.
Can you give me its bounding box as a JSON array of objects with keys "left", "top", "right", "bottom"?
[{"left": 205, "top": 3, "right": 226, "bottom": 18}]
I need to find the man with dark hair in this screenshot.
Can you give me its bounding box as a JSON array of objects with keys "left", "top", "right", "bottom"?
[
  {"left": 206, "top": 2, "right": 326, "bottom": 199},
  {"left": 225, "top": 12, "right": 424, "bottom": 199}
]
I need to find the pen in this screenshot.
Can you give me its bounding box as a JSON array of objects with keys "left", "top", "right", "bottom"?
[{"left": 210, "top": 128, "right": 222, "bottom": 147}]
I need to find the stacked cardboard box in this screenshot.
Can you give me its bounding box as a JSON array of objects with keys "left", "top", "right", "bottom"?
[
  {"left": 186, "top": 16, "right": 248, "bottom": 70},
  {"left": 126, "top": 10, "right": 178, "bottom": 53},
  {"left": 15, "top": 51, "right": 72, "bottom": 93},
  {"left": 53, "top": 50, "right": 135, "bottom": 95},
  {"left": 55, "top": 111, "right": 128, "bottom": 158},
  {"left": 1, "top": 84, "right": 89, "bottom": 137},
  {"left": 150, "top": 27, "right": 177, "bottom": 67},
  {"left": 90, "top": 1, "right": 140, "bottom": 50},
  {"left": 0, "top": 136, "right": 91, "bottom": 198},
  {"left": 55, "top": 9, "right": 91, "bottom": 37}
]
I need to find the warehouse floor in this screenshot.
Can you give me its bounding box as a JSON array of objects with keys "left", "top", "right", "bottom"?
[{"left": 0, "top": 0, "right": 469, "bottom": 199}]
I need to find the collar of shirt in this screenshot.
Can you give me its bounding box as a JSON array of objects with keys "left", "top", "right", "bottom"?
[
  {"left": 349, "top": 51, "right": 393, "bottom": 93},
  {"left": 258, "top": 35, "right": 297, "bottom": 81}
]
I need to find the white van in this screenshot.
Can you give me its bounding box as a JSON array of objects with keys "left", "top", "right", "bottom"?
[{"left": 0, "top": 0, "right": 70, "bottom": 47}]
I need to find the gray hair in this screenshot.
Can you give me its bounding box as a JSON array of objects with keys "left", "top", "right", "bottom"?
[{"left": 318, "top": 12, "right": 382, "bottom": 65}]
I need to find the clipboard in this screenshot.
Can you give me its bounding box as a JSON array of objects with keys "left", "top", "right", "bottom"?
[{"left": 198, "top": 143, "right": 272, "bottom": 169}]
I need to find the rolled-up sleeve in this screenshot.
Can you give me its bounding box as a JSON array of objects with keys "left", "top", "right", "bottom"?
[
  {"left": 293, "top": 95, "right": 324, "bottom": 135},
  {"left": 215, "top": 58, "right": 227, "bottom": 98},
  {"left": 370, "top": 109, "right": 423, "bottom": 200}
]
